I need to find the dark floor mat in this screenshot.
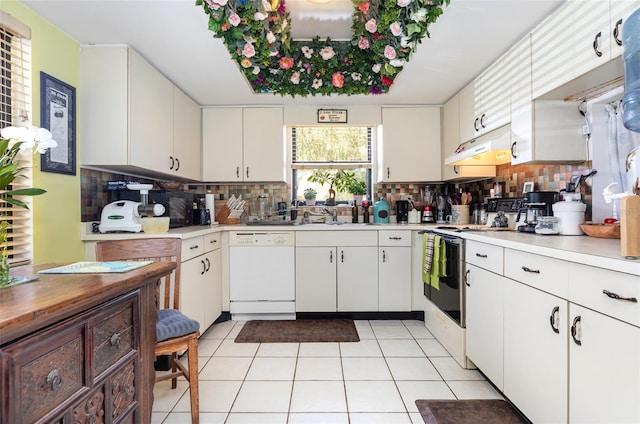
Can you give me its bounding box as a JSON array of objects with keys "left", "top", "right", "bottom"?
[
  {"left": 415, "top": 399, "right": 530, "bottom": 424},
  {"left": 234, "top": 319, "right": 360, "bottom": 343}
]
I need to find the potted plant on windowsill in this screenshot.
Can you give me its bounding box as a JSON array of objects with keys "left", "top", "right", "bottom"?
[
  {"left": 303, "top": 188, "right": 317, "bottom": 206},
  {"left": 308, "top": 170, "right": 357, "bottom": 206},
  {"left": 348, "top": 180, "right": 367, "bottom": 206}
]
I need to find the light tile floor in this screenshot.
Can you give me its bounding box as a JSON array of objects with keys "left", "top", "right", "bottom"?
[{"left": 152, "top": 319, "right": 503, "bottom": 424}]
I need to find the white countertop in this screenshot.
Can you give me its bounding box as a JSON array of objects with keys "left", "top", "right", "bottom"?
[{"left": 80, "top": 222, "right": 640, "bottom": 276}]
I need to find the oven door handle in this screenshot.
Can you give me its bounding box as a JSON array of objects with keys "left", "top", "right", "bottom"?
[{"left": 465, "top": 269, "right": 470, "bottom": 287}]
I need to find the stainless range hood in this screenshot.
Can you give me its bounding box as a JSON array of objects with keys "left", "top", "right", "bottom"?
[{"left": 445, "top": 125, "right": 512, "bottom": 166}]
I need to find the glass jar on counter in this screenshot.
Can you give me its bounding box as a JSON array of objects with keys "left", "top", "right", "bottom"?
[{"left": 534, "top": 216, "right": 560, "bottom": 235}]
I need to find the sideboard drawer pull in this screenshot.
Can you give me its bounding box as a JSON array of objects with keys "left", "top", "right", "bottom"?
[
  {"left": 110, "top": 333, "right": 121, "bottom": 348},
  {"left": 47, "top": 369, "right": 62, "bottom": 392},
  {"left": 522, "top": 266, "right": 540, "bottom": 274},
  {"left": 603, "top": 289, "right": 638, "bottom": 303}
]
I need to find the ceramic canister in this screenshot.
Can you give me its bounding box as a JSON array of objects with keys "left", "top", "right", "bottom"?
[{"left": 552, "top": 199, "right": 586, "bottom": 235}]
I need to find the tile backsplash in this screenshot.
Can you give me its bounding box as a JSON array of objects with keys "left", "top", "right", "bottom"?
[{"left": 82, "top": 161, "right": 593, "bottom": 222}]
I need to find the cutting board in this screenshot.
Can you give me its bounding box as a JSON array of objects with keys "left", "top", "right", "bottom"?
[{"left": 620, "top": 195, "right": 640, "bottom": 258}]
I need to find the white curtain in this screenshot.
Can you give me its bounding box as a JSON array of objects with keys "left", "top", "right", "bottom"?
[{"left": 606, "top": 101, "right": 640, "bottom": 194}]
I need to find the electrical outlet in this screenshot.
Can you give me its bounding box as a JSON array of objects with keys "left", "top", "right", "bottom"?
[{"left": 582, "top": 124, "right": 591, "bottom": 135}]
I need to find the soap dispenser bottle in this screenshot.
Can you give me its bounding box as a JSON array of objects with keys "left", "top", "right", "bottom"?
[{"left": 373, "top": 196, "right": 390, "bottom": 224}]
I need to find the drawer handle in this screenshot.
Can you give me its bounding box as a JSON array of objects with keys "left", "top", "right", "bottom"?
[
  {"left": 47, "top": 369, "right": 63, "bottom": 392},
  {"left": 475, "top": 253, "right": 488, "bottom": 258},
  {"left": 210, "top": 239, "right": 217, "bottom": 244},
  {"left": 549, "top": 306, "right": 560, "bottom": 334},
  {"left": 329, "top": 250, "right": 333, "bottom": 263},
  {"left": 571, "top": 315, "right": 582, "bottom": 346},
  {"left": 388, "top": 236, "right": 402, "bottom": 240},
  {"left": 190, "top": 244, "right": 200, "bottom": 250},
  {"left": 110, "top": 333, "right": 121, "bottom": 348},
  {"left": 382, "top": 250, "right": 387, "bottom": 263},
  {"left": 521, "top": 266, "right": 540, "bottom": 274},
  {"left": 341, "top": 250, "right": 344, "bottom": 263},
  {"left": 603, "top": 289, "right": 638, "bottom": 303}
]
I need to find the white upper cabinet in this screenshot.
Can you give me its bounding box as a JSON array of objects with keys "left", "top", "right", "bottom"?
[
  {"left": 379, "top": 107, "right": 441, "bottom": 182},
  {"left": 202, "top": 107, "right": 285, "bottom": 182},
  {"left": 531, "top": 0, "right": 639, "bottom": 99},
  {"left": 172, "top": 87, "right": 202, "bottom": 180},
  {"left": 458, "top": 57, "right": 511, "bottom": 143},
  {"left": 80, "top": 46, "right": 200, "bottom": 180}
]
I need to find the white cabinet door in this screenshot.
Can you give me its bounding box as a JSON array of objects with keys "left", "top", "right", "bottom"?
[
  {"left": 379, "top": 108, "right": 441, "bottom": 182},
  {"left": 242, "top": 108, "right": 285, "bottom": 182},
  {"left": 610, "top": 0, "right": 640, "bottom": 58},
  {"left": 173, "top": 87, "right": 201, "bottom": 180},
  {"left": 465, "top": 263, "right": 504, "bottom": 390},
  {"left": 458, "top": 82, "right": 480, "bottom": 143},
  {"left": 129, "top": 49, "right": 175, "bottom": 174},
  {"left": 202, "top": 108, "right": 243, "bottom": 181},
  {"left": 378, "top": 246, "right": 411, "bottom": 311},
  {"left": 571, "top": 0, "right": 612, "bottom": 81},
  {"left": 569, "top": 304, "right": 640, "bottom": 424},
  {"left": 337, "top": 247, "right": 378, "bottom": 311},
  {"left": 474, "top": 57, "right": 511, "bottom": 135},
  {"left": 204, "top": 249, "right": 222, "bottom": 329},
  {"left": 180, "top": 254, "right": 207, "bottom": 333},
  {"left": 504, "top": 281, "right": 568, "bottom": 424},
  {"left": 442, "top": 94, "right": 460, "bottom": 181},
  {"left": 296, "top": 247, "right": 338, "bottom": 312},
  {"left": 510, "top": 36, "right": 534, "bottom": 165}
]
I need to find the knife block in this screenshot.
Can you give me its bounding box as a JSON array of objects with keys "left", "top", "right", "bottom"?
[
  {"left": 215, "top": 204, "right": 239, "bottom": 224},
  {"left": 620, "top": 195, "right": 640, "bottom": 258}
]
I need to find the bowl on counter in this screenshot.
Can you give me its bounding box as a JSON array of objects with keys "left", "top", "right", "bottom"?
[
  {"left": 580, "top": 223, "right": 620, "bottom": 239},
  {"left": 156, "top": 181, "right": 184, "bottom": 191},
  {"left": 141, "top": 217, "right": 170, "bottom": 233}
]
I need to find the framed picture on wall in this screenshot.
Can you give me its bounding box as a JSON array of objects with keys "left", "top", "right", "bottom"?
[
  {"left": 523, "top": 182, "right": 534, "bottom": 193},
  {"left": 40, "top": 72, "right": 76, "bottom": 175}
]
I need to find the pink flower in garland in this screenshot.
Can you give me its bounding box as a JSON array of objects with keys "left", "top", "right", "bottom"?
[
  {"left": 229, "top": 12, "right": 241, "bottom": 26},
  {"left": 382, "top": 75, "right": 394, "bottom": 86},
  {"left": 332, "top": 72, "right": 344, "bottom": 88},
  {"left": 319, "top": 46, "right": 336, "bottom": 60},
  {"left": 290, "top": 71, "right": 301, "bottom": 84},
  {"left": 358, "top": 1, "right": 370, "bottom": 13},
  {"left": 243, "top": 43, "right": 256, "bottom": 58},
  {"left": 358, "top": 36, "right": 370, "bottom": 50},
  {"left": 390, "top": 22, "right": 402, "bottom": 36},
  {"left": 397, "top": 0, "right": 411, "bottom": 7},
  {"left": 384, "top": 45, "right": 397, "bottom": 60},
  {"left": 279, "top": 57, "right": 294, "bottom": 69},
  {"left": 365, "top": 18, "right": 377, "bottom": 33}
]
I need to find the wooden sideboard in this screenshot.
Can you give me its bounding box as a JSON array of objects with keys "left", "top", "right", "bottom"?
[{"left": 0, "top": 262, "right": 176, "bottom": 424}]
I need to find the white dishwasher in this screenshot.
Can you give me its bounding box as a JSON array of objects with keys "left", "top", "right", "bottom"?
[{"left": 229, "top": 231, "right": 295, "bottom": 320}]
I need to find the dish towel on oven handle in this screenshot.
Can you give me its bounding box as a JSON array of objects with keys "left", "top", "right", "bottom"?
[{"left": 422, "top": 233, "right": 443, "bottom": 290}]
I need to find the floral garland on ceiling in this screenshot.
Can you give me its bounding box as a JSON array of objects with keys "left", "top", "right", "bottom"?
[{"left": 196, "top": 0, "right": 450, "bottom": 96}]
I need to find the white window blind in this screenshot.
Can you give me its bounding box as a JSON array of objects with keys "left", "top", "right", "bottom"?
[{"left": 1, "top": 11, "right": 34, "bottom": 267}]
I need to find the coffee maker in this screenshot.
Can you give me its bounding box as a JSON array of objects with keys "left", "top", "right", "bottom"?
[
  {"left": 395, "top": 200, "right": 409, "bottom": 223},
  {"left": 516, "top": 191, "right": 559, "bottom": 232}
]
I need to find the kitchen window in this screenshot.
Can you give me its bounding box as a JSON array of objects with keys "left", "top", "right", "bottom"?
[
  {"left": 1, "top": 13, "right": 35, "bottom": 267},
  {"left": 291, "top": 126, "right": 372, "bottom": 204}
]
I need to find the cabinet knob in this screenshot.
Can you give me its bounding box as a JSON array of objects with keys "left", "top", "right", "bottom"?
[
  {"left": 329, "top": 250, "right": 333, "bottom": 263},
  {"left": 387, "top": 167, "right": 390, "bottom": 179},
  {"left": 175, "top": 157, "right": 180, "bottom": 171},
  {"left": 593, "top": 31, "right": 603, "bottom": 57},
  {"left": 465, "top": 269, "right": 470, "bottom": 287},
  {"left": 474, "top": 117, "right": 480, "bottom": 132},
  {"left": 201, "top": 260, "right": 206, "bottom": 275},
  {"left": 169, "top": 156, "right": 175, "bottom": 170},
  {"left": 453, "top": 165, "right": 459, "bottom": 175},
  {"left": 236, "top": 167, "right": 240, "bottom": 178},
  {"left": 614, "top": 18, "right": 623, "bottom": 46},
  {"left": 47, "top": 369, "right": 63, "bottom": 392},
  {"left": 246, "top": 167, "right": 250, "bottom": 179},
  {"left": 511, "top": 141, "right": 517, "bottom": 159},
  {"left": 205, "top": 257, "right": 211, "bottom": 272},
  {"left": 480, "top": 113, "right": 486, "bottom": 129},
  {"left": 382, "top": 250, "right": 387, "bottom": 263}
]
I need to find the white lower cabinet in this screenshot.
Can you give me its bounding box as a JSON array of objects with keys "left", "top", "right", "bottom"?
[
  {"left": 180, "top": 233, "right": 222, "bottom": 333},
  {"left": 504, "top": 281, "right": 568, "bottom": 424},
  {"left": 295, "top": 247, "right": 337, "bottom": 312},
  {"left": 337, "top": 247, "right": 378, "bottom": 312},
  {"left": 569, "top": 304, "right": 640, "bottom": 424},
  {"left": 378, "top": 230, "right": 411, "bottom": 312},
  {"left": 465, "top": 263, "right": 505, "bottom": 390}
]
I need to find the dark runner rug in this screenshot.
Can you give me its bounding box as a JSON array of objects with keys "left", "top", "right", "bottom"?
[
  {"left": 234, "top": 319, "right": 360, "bottom": 343},
  {"left": 415, "top": 399, "right": 530, "bottom": 424}
]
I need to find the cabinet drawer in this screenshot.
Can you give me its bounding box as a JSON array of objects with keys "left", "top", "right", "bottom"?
[
  {"left": 378, "top": 230, "right": 411, "bottom": 247},
  {"left": 182, "top": 235, "right": 204, "bottom": 261},
  {"left": 93, "top": 294, "right": 137, "bottom": 377},
  {"left": 504, "top": 249, "right": 568, "bottom": 298},
  {"left": 204, "top": 232, "right": 221, "bottom": 252},
  {"left": 569, "top": 263, "right": 640, "bottom": 327},
  {"left": 466, "top": 240, "right": 503, "bottom": 274},
  {"left": 6, "top": 323, "right": 86, "bottom": 423},
  {"left": 296, "top": 230, "right": 377, "bottom": 247}
]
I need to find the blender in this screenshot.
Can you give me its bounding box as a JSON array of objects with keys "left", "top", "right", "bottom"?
[
  {"left": 436, "top": 194, "right": 447, "bottom": 224},
  {"left": 422, "top": 186, "right": 435, "bottom": 223}
]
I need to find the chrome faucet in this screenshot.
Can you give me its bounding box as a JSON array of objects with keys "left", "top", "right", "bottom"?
[{"left": 322, "top": 208, "right": 338, "bottom": 222}]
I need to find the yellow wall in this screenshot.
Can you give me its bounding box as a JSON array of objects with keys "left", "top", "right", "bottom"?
[{"left": 1, "top": 1, "right": 84, "bottom": 262}]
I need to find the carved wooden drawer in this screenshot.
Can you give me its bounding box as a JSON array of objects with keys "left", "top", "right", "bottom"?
[
  {"left": 93, "top": 295, "right": 138, "bottom": 377},
  {"left": 3, "top": 322, "right": 87, "bottom": 424}
]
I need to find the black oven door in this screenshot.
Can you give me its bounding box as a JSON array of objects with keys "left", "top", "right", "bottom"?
[{"left": 423, "top": 233, "right": 466, "bottom": 327}]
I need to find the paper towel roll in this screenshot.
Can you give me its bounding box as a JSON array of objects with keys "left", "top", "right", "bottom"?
[{"left": 205, "top": 193, "right": 215, "bottom": 215}]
